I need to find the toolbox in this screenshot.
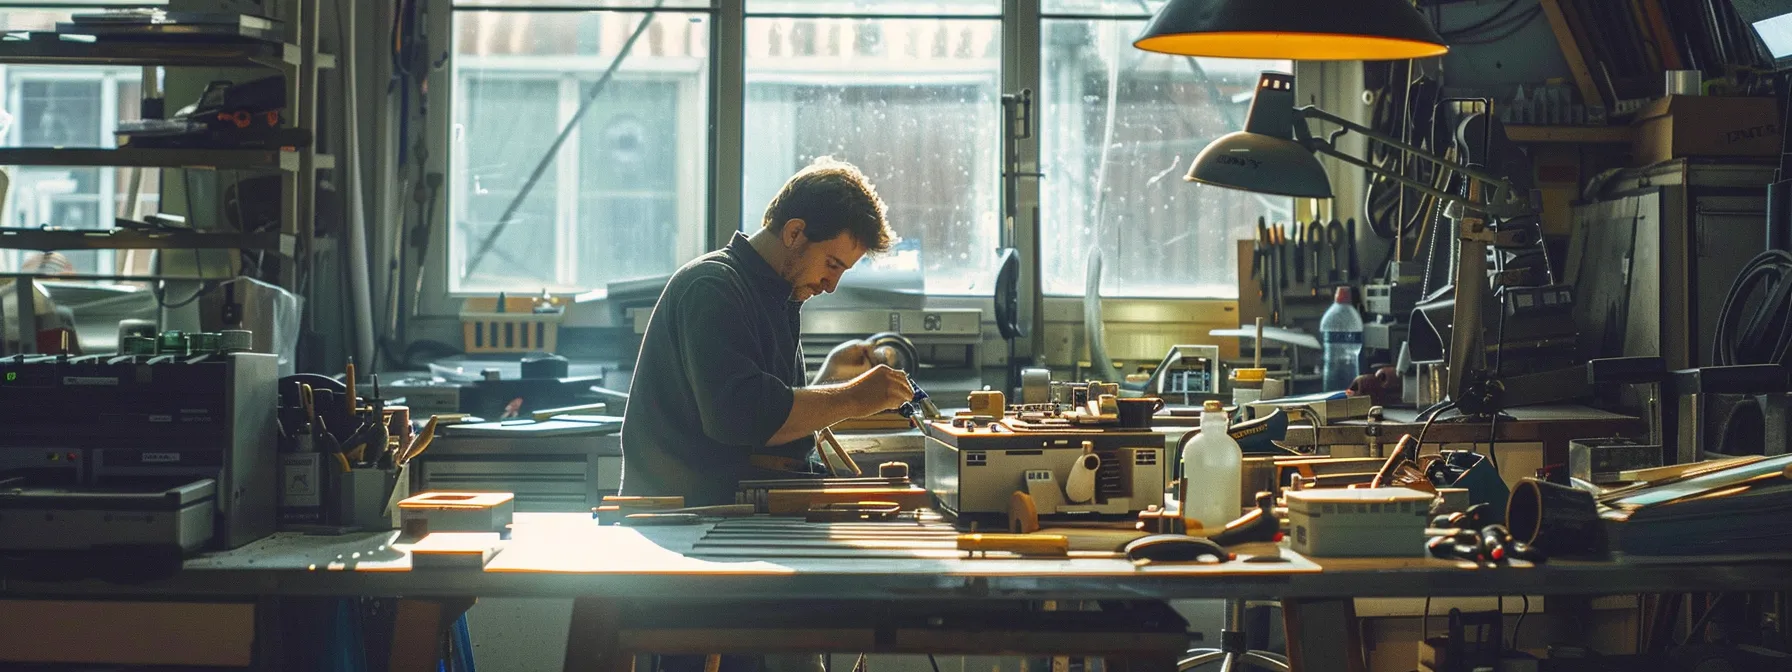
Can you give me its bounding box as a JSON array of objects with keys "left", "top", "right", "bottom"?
[{"left": 1286, "top": 487, "right": 1433, "bottom": 557}]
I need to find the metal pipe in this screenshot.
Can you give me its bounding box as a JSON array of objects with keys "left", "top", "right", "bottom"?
[{"left": 341, "top": 0, "right": 377, "bottom": 369}]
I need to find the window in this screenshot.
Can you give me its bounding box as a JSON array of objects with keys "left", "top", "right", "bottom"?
[
  {"left": 0, "top": 6, "right": 161, "bottom": 277},
  {"left": 1039, "top": 13, "right": 1290, "bottom": 298},
  {"left": 742, "top": 13, "right": 1002, "bottom": 296},
  {"left": 450, "top": 8, "right": 709, "bottom": 293},
  {"left": 444, "top": 0, "right": 1287, "bottom": 300}
]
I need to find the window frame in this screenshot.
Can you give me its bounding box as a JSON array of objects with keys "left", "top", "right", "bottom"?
[{"left": 425, "top": 0, "right": 1307, "bottom": 316}]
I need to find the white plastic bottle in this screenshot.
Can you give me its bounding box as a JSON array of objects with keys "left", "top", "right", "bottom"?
[{"left": 1181, "top": 400, "right": 1243, "bottom": 533}]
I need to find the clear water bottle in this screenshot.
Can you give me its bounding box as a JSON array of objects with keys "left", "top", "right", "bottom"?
[{"left": 1320, "top": 286, "right": 1364, "bottom": 392}]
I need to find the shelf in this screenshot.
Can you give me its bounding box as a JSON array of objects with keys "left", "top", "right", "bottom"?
[
  {"left": 0, "top": 229, "right": 296, "bottom": 256},
  {"left": 0, "top": 147, "right": 297, "bottom": 171},
  {"left": 0, "top": 37, "right": 298, "bottom": 67},
  {"left": 1504, "top": 125, "right": 1633, "bottom": 144}
]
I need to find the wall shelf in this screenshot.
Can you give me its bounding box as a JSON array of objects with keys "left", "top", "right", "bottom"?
[
  {"left": 0, "top": 38, "right": 298, "bottom": 68},
  {"left": 0, "top": 230, "right": 296, "bottom": 256},
  {"left": 0, "top": 147, "right": 297, "bottom": 171}
]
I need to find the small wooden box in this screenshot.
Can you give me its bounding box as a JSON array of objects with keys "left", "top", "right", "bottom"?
[{"left": 398, "top": 491, "right": 515, "bottom": 535}]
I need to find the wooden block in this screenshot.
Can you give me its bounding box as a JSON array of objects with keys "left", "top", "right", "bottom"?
[
  {"left": 764, "top": 486, "right": 931, "bottom": 515},
  {"left": 409, "top": 532, "right": 503, "bottom": 569}
]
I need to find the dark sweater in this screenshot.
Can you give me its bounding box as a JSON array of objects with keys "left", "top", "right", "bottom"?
[{"left": 619, "top": 233, "right": 815, "bottom": 506}]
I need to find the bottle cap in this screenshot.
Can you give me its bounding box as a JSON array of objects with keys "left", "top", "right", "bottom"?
[
  {"left": 1334, "top": 286, "right": 1352, "bottom": 304},
  {"left": 1203, "top": 400, "right": 1223, "bottom": 412}
]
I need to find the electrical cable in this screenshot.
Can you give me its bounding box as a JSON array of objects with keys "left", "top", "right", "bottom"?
[
  {"left": 1677, "top": 593, "right": 1728, "bottom": 647},
  {"left": 1416, "top": 401, "right": 1458, "bottom": 452},
  {"left": 1449, "top": 7, "right": 1543, "bottom": 45},
  {"left": 1438, "top": 0, "right": 1523, "bottom": 39},
  {"left": 928, "top": 654, "right": 942, "bottom": 672},
  {"left": 1512, "top": 595, "right": 1529, "bottom": 650},
  {"left": 1712, "top": 250, "right": 1792, "bottom": 366}
]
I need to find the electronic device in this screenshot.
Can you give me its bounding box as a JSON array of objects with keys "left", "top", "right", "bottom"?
[
  {"left": 1141, "top": 344, "right": 1221, "bottom": 402},
  {"left": 922, "top": 418, "right": 1166, "bottom": 528},
  {"left": 0, "top": 331, "right": 277, "bottom": 552}
]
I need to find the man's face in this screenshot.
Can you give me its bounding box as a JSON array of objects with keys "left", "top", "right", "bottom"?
[{"left": 778, "top": 219, "right": 868, "bottom": 302}]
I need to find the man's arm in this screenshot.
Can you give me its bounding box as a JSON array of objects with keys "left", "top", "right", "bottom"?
[
  {"left": 813, "top": 339, "right": 873, "bottom": 384},
  {"left": 768, "top": 365, "right": 913, "bottom": 445}
]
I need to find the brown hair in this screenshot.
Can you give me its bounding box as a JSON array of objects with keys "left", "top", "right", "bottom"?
[{"left": 761, "top": 156, "right": 895, "bottom": 253}]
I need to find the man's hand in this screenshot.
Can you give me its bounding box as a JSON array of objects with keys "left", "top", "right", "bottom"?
[
  {"left": 845, "top": 364, "right": 913, "bottom": 417},
  {"left": 815, "top": 339, "right": 876, "bottom": 383}
]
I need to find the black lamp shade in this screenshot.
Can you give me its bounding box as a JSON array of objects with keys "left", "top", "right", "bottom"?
[
  {"left": 1134, "top": 0, "right": 1449, "bottom": 60},
  {"left": 1185, "top": 72, "right": 1333, "bottom": 198}
]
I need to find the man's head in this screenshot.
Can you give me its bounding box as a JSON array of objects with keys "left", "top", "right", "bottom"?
[{"left": 760, "top": 157, "right": 895, "bottom": 302}]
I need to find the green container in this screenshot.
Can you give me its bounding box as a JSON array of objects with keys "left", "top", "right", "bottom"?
[{"left": 157, "top": 331, "right": 190, "bottom": 356}]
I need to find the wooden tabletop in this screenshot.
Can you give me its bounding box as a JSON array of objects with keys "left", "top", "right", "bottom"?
[{"left": 2, "top": 513, "right": 1787, "bottom": 602}]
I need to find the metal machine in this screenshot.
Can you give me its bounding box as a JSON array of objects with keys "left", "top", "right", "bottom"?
[
  {"left": 0, "top": 331, "right": 277, "bottom": 552},
  {"left": 413, "top": 421, "right": 622, "bottom": 511},
  {"left": 923, "top": 419, "right": 1166, "bottom": 527}
]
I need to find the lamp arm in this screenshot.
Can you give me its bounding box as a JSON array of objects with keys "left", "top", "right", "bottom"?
[
  {"left": 1307, "top": 143, "right": 1476, "bottom": 211},
  {"left": 1294, "top": 105, "right": 1527, "bottom": 217}
]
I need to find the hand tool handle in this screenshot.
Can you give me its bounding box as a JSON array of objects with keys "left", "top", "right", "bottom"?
[
  {"left": 955, "top": 533, "right": 1069, "bottom": 557},
  {"left": 603, "top": 495, "right": 687, "bottom": 509},
  {"left": 401, "top": 416, "right": 439, "bottom": 464}
]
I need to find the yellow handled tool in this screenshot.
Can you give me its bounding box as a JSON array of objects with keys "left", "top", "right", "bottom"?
[
  {"left": 956, "top": 533, "right": 1069, "bottom": 558},
  {"left": 400, "top": 416, "right": 439, "bottom": 465}
]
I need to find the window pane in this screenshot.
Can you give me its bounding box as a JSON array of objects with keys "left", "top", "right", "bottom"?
[
  {"left": 1040, "top": 19, "right": 1291, "bottom": 298},
  {"left": 1041, "top": 0, "right": 1163, "bottom": 18},
  {"left": 743, "top": 17, "right": 1000, "bottom": 296},
  {"left": 456, "top": 0, "right": 711, "bottom": 9},
  {"left": 450, "top": 10, "right": 709, "bottom": 292},
  {"left": 746, "top": 0, "right": 999, "bottom": 17},
  {"left": 0, "top": 69, "right": 138, "bottom": 276}
]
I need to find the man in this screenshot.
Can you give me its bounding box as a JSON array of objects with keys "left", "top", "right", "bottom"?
[{"left": 621, "top": 157, "right": 915, "bottom": 506}]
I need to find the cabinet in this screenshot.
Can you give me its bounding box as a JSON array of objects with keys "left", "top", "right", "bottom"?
[
  {"left": 1568, "top": 159, "right": 1774, "bottom": 370},
  {"left": 0, "top": 2, "right": 328, "bottom": 355}
]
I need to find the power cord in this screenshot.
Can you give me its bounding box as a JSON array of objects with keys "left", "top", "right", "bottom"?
[{"left": 1712, "top": 250, "right": 1792, "bottom": 366}]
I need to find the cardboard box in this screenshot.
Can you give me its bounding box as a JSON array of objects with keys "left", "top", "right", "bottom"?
[{"left": 1632, "top": 95, "right": 1780, "bottom": 166}]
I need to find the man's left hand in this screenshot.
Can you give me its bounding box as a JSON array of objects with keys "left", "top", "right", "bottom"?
[{"left": 816, "top": 339, "right": 877, "bottom": 383}]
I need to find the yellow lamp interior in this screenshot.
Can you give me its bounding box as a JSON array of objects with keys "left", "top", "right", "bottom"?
[{"left": 1134, "top": 32, "right": 1449, "bottom": 60}]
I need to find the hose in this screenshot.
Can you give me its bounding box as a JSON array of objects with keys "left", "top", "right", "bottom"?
[{"left": 1712, "top": 250, "right": 1792, "bottom": 366}]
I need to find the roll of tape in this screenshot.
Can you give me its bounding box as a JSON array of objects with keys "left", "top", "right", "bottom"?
[{"left": 1021, "top": 368, "right": 1051, "bottom": 405}]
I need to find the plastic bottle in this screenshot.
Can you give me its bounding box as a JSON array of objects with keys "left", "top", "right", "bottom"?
[
  {"left": 1320, "top": 286, "right": 1364, "bottom": 392},
  {"left": 1181, "top": 400, "right": 1243, "bottom": 533}
]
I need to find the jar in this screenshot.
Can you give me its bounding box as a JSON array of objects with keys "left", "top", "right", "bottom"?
[{"left": 1231, "top": 367, "right": 1267, "bottom": 406}]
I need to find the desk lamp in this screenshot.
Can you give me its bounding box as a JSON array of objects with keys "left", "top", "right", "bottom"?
[
  {"left": 1180, "top": 71, "right": 1561, "bottom": 416},
  {"left": 1132, "top": 0, "right": 1449, "bottom": 61}
]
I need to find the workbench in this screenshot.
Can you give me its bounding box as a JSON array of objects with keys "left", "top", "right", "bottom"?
[{"left": 3, "top": 512, "right": 1788, "bottom": 672}]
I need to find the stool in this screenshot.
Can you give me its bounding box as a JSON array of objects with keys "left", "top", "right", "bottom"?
[{"left": 1178, "top": 599, "right": 1288, "bottom": 671}]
